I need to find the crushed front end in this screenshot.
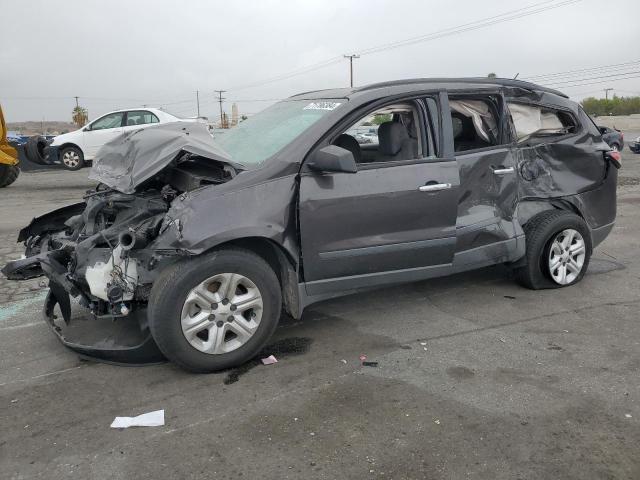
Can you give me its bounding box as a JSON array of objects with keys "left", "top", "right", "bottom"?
[{"left": 1, "top": 122, "right": 238, "bottom": 364}]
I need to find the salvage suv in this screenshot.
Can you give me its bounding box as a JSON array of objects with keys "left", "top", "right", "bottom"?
[{"left": 2, "top": 78, "right": 620, "bottom": 372}]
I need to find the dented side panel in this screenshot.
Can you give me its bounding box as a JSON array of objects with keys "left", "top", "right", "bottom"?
[
  {"left": 455, "top": 146, "right": 518, "bottom": 252},
  {"left": 151, "top": 175, "right": 300, "bottom": 263}
]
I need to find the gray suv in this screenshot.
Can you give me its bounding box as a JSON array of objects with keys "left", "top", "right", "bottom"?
[{"left": 2, "top": 78, "right": 620, "bottom": 372}]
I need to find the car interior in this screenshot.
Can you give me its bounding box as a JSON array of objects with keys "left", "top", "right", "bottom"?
[
  {"left": 449, "top": 98, "right": 501, "bottom": 152},
  {"left": 336, "top": 103, "right": 422, "bottom": 163}
]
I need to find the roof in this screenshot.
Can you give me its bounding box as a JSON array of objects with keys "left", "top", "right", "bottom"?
[{"left": 290, "top": 77, "right": 568, "bottom": 100}]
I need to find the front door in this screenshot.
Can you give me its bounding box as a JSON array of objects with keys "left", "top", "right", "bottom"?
[
  {"left": 299, "top": 97, "right": 460, "bottom": 295},
  {"left": 84, "top": 112, "right": 125, "bottom": 158}
]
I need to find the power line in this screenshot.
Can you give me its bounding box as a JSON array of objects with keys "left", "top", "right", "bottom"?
[
  {"left": 524, "top": 59, "right": 640, "bottom": 81},
  {"left": 226, "top": 0, "right": 580, "bottom": 92},
  {"left": 542, "top": 71, "right": 640, "bottom": 87}
]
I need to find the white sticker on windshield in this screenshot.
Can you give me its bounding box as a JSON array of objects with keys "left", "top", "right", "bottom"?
[{"left": 304, "top": 102, "right": 342, "bottom": 111}]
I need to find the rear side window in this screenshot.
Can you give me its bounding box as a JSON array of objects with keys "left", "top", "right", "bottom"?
[
  {"left": 508, "top": 103, "right": 577, "bottom": 141},
  {"left": 448, "top": 96, "right": 504, "bottom": 153},
  {"left": 126, "top": 110, "right": 160, "bottom": 126}
]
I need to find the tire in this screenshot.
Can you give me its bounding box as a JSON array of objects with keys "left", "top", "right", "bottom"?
[
  {"left": 514, "top": 210, "right": 592, "bottom": 290},
  {"left": 610, "top": 143, "right": 620, "bottom": 152},
  {"left": 148, "top": 248, "right": 282, "bottom": 373},
  {"left": 24, "top": 136, "right": 49, "bottom": 165},
  {"left": 0, "top": 164, "right": 20, "bottom": 188},
  {"left": 59, "top": 146, "right": 85, "bottom": 170}
]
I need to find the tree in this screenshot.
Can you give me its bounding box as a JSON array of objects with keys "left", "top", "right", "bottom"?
[
  {"left": 72, "top": 106, "right": 88, "bottom": 128},
  {"left": 371, "top": 114, "right": 392, "bottom": 125},
  {"left": 581, "top": 95, "right": 640, "bottom": 116},
  {"left": 487, "top": 72, "right": 497, "bottom": 78}
]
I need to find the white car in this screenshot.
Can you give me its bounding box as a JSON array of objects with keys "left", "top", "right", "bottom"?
[{"left": 50, "top": 108, "right": 183, "bottom": 170}]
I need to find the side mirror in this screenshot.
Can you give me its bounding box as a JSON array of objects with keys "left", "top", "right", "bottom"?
[
  {"left": 307, "top": 145, "right": 357, "bottom": 174},
  {"left": 83, "top": 125, "right": 91, "bottom": 132},
  {"left": 598, "top": 126, "right": 607, "bottom": 134}
]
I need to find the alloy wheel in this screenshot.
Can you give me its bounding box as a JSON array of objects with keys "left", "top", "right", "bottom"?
[
  {"left": 62, "top": 150, "right": 80, "bottom": 168},
  {"left": 548, "top": 229, "right": 586, "bottom": 285},
  {"left": 180, "top": 273, "right": 263, "bottom": 354}
]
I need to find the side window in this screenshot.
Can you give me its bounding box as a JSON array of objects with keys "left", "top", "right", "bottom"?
[
  {"left": 337, "top": 101, "right": 429, "bottom": 164},
  {"left": 90, "top": 112, "right": 124, "bottom": 130},
  {"left": 126, "top": 110, "right": 160, "bottom": 126},
  {"left": 449, "top": 97, "right": 504, "bottom": 153},
  {"left": 507, "top": 102, "right": 578, "bottom": 142}
]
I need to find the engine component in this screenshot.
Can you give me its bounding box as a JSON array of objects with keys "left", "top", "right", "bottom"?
[{"left": 85, "top": 244, "right": 138, "bottom": 301}]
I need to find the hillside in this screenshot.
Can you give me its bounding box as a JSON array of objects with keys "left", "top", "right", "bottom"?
[{"left": 6, "top": 121, "right": 77, "bottom": 136}]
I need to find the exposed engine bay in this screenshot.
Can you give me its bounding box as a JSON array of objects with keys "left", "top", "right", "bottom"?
[{"left": 1, "top": 123, "right": 240, "bottom": 363}]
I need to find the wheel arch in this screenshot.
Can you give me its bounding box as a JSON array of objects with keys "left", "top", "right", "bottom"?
[
  {"left": 57, "top": 142, "right": 84, "bottom": 157},
  {"left": 202, "top": 236, "right": 302, "bottom": 319},
  {"left": 517, "top": 198, "right": 586, "bottom": 229}
]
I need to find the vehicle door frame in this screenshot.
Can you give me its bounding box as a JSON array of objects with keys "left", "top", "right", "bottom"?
[
  {"left": 297, "top": 89, "right": 462, "bottom": 297},
  {"left": 443, "top": 88, "right": 523, "bottom": 269}
]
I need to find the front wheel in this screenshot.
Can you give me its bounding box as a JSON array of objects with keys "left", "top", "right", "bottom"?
[
  {"left": 148, "top": 248, "right": 282, "bottom": 373},
  {"left": 60, "top": 146, "right": 85, "bottom": 170},
  {"left": 515, "top": 210, "right": 592, "bottom": 289}
]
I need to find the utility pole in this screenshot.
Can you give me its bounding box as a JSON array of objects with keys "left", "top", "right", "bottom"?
[
  {"left": 196, "top": 90, "right": 200, "bottom": 117},
  {"left": 604, "top": 88, "right": 613, "bottom": 100},
  {"left": 343, "top": 54, "right": 360, "bottom": 88},
  {"left": 214, "top": 90, "right": 226, "bottom": 127},
  {"left": 74, "top": 96, "right": 80, "bottom": 108}
]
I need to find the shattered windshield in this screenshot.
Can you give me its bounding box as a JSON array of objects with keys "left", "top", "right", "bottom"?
[{"left": 215, "top": 99, "right": 344, "bottom": 166}]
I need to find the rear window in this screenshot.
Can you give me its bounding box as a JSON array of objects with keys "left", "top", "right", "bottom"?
[{"left": 508, "top": 103, "right": 577, "bottom": 141}]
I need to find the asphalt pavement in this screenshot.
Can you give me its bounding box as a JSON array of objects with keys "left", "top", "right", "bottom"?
[{"left": 1, "top": 148, "right": 639, "bottom": 479}]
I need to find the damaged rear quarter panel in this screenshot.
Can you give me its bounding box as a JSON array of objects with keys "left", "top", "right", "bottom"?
[{"left": 152, "top": 174, "right": 300, "bottom": 261}]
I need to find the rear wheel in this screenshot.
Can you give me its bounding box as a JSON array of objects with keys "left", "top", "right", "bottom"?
[
  {"left": 60, "top": 146, "right": 84, "bottom": 170},
  {"left": 0, "top": 164, "right": 20, "bottom": 187},
  {"left": 515, "top": 210, "right": 592, "bottom": 289},
  {"left": 610, "top": 143, "right": 620, "bottom": 152},
  {"left": 148, "top": 248, "right": 282, "bottom": 373}
]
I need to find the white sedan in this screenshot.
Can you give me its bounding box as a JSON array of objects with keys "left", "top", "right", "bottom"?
[{"left": 50, "top": 108, "right": 184, "bottom": 170}]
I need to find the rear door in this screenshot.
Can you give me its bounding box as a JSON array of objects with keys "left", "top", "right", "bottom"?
[
  {"left": 122, "top": 110, "right": 160, "bottom": 133},
  {"left": 447, "top": 91, "right": 519, "bottom": 255},
  {"left": 84, "top": 112, "right": 125, "bottom": 158},
  {"left": 299, "top": 93, "right": 460, "bottom": 294}
]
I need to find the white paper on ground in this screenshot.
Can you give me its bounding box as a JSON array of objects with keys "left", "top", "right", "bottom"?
[
  {"left": 261, "top": 355, "right": 278, "bottom": 365},
  {"left": 110, "top": 409, "right": 165, "bottom": 429}
]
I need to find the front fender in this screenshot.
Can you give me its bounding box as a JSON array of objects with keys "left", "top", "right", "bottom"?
[{"left": 151, "top": 176, "right": 300, "bottom": 262}]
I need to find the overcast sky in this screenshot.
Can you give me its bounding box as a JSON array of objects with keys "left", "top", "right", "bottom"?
[{"left": 1, "top": 0, "right": 638, "bottom": 122}]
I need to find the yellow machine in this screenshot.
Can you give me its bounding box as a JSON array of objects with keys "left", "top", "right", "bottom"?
[{"left": 0, "top": 104, "right": 19, "bottom": 188}]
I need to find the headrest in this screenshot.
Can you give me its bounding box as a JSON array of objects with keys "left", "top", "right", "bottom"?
[
  {"left": 333, "top": 134, "right": 361, "bottom": 163},
  {"left": 378, "top": 122, "right": 408, "bottom": 156}
]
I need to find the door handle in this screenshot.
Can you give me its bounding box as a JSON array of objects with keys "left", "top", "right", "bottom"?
[
  {"left": 418, "top": 183, "right": 452, "bottom": 192},
  {"left": 492, "top": 166, "right": 514, "bottom": 175}
]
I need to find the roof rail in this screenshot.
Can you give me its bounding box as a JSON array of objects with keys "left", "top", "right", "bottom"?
[{"left": 354, "top": 77, "right": 568, "bottom": 98}]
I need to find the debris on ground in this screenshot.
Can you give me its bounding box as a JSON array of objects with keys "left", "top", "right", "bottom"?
[
  {"left": 625, "top": 413, "right": 632, "bottom": 418},
  {"left": 340, "top": 359, "right": 347, "bottom": 364},
  {"left": 419, "top": 342, "right": 427, "bottom": 346},
  {"left": 359, "top": 354, "right": 367, "bottom": 362},
  {"left": 503, "top": 295, "right": 516, "bottom": 299},
  {"left": 110, "top": 410, "right": 165, "bottom": 429},
  {"left": 362, "top": 361, "right": 378, "bottom": 367},
  {"left": 261, "top": 355, "right": 278, "bottom": 365},
  {"left": 434, "top": 419, "right": 441, "bottom": 425}
]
